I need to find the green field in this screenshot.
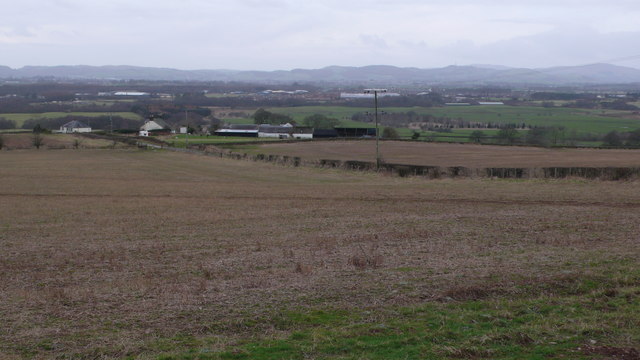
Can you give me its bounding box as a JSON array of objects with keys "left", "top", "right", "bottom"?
[
  {"left": 0, "top": 112, "right": 143, "bottom": 128},
  {"left": 266, "top": 105, "right": 640, "bottom": 135},
  {"left": 167, "top": 134, "right": 282, "bottom": 146}
]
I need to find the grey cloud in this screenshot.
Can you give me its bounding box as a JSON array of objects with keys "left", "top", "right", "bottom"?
[{"left": 1, "top": 0, "right": 640, "bottom": 70}]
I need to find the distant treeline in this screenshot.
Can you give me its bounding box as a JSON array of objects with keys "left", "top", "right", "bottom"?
[
  {"left": 353, "top": 111, "right": 531, "bottom": 131},
  {"left": 0, "top": 97, "right": 133, "bottom": 113},
  {"left": 0, "top": 82, "right": 320, "bottom": 99},
  {"left": 457, "top": 126, "right": 640, "bottom": 148}
]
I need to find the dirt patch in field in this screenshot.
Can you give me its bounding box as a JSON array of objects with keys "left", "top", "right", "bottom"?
[
  {"left": 582, "top": 345, "right": 640, "bottom": 360},
  {"left": 250, "top": 140, "right": 640, "bottom": 168}
]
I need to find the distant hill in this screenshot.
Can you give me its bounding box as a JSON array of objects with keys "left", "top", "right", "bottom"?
[{"left": 2, "top": 63, "right": 640, "bottom": 85}]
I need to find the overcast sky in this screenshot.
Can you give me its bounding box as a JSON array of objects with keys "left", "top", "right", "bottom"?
[{"left": 2, "top": 0, "right": 640, "bottom": 70}]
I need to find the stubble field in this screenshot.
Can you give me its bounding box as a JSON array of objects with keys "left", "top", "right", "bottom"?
[
  {"left": 1, "top": 149, "right": 640, "bottom": 359},
  {"left": 244, "top": 140, "right": 640, "bottom": 168}
]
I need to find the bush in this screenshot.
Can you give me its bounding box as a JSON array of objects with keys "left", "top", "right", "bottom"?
[
  {"left": 382, "top": 127, "right": 399, "bottom": 139},
  {"left": 625, "top": 129, "right": 640, "bottom": 146},
  {"left": 602, "top": 131, "right": 623, "bottom": 147},
  {"left": 497, "top": 127, "right": 519, "bottom": 145},
  {"left": 252, "top": 108, "right": 293, "bottom": 125},
  {"left": 303, "top": 114, "right": 339, "bottom": 129},
  {"left": 0, "top": 118, "right": 16, "bottom": 129},
  {"left": 469, "top": 130, "right": 484, "bottom": 143}
]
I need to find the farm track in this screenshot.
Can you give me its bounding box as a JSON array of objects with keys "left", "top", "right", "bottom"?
[{"left": 1, "top": 192, "right": 639, "bottom": 208}]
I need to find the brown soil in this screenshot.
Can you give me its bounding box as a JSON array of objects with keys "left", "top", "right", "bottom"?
[
  {"left": 252, "top": 140, "right": 640, "bottom": 167},
  {"left": 1, "top": 149, "right": 639, "bottom": 358}
]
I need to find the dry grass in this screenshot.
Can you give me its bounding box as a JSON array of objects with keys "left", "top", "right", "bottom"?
[
  {"left": 1, "top": 149, "right": 639, "bottom": 358},
  {"left": 249, "top": 140, "right": 640, "bottom": 167}
]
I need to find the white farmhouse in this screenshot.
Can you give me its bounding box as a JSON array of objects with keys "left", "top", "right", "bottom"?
[
  {"left": 60, "top": 120, "right": 91, "bottom": 133},
  {"left": 139, "top": 119, "right": 170, "bottom": 136}
]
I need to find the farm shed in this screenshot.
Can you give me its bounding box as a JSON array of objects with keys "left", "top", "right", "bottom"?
[
  {"left": 313, "top": 129, "right": 339, "bottom": 138},
  {"left": 335, "top": 127, "right": 377, "bottom": 138},
  {"left": 139, "top": 119, "right": 171, "bottom": 136},
  {"left": 215, "top": 124, "right": 259, "bottom": 137},
  {"left": 60, "top": 120, "right": 91, "bottom": 133},
  {"left": 140, "top": 119, "right": 170, "bottom": 132},
  {"left": 258, "top": 124, "right": 313, "bottom": 139}
]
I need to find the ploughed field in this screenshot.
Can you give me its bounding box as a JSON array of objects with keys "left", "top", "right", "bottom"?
[
  {"left": 1, "top": 149, "right": 640, "bottom": 359},
  {"left": 245, "top": 140, "right": 640, "bottom": 168}
]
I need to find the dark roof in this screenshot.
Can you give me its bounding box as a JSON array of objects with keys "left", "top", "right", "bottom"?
[
  {"left": 61, "top": 120, "right": 90, "bottom": 128},
  {"left": 228, "top": 124, "right": 259, "bottom": 130},
  {"left": 258, "top": 125, "right": 293, "bottom": 134},
  {"left": 335, "top": 127, "right": 377, "bottom": 137}
]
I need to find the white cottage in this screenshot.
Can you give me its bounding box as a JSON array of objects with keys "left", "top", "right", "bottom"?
[
  {"left": 139, "top": 118, "right": 170, "bottom": 136},
  {"left": 60, "top": 120, "right": 91, "bottom": 133}
]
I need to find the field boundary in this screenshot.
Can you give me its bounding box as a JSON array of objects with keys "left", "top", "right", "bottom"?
[
  {"left": 197, "top": 144, "right": 640, "bottom": 181},
  {"left": 93, "top": 134, "right": 640, "bottom": 181}
]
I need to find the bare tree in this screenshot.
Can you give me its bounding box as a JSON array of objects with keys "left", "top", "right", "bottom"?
[{"left": 32, "top": 133, "right": 44, "bottom": 149}]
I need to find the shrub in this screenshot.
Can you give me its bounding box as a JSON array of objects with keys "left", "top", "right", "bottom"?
[
  {"left": 382, "top": 127, "right": 399, "bottom": 139},
  {"left": 0, "top": 118, "right": 16, "bottom": 129},
  {"left": 602, "top": 131, "right": 622, "bottom": 147},
  {"left": 469, "top": 130, "right": 484, "bottom": 143}
]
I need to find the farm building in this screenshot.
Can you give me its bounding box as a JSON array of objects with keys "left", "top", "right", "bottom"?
[
  {"left": 335, "top": 127, "right": 377, "bottom": 137},
  {"left": 60, "top": 120, "right": 91, "bottom": 133},
  {"left": 214, "top": 124, "right": 259, "bottom": 137},
  {"left": 139, "top": 118, "right": 171, "bottom": 136},
  {"left": 140, "top": 118, "right": 170, "bottom": 132},
  {"left": 313, "top": 129, "right": 339, "bottom": 138},
  {"left": 290, "top": 127, "right": 314, "bottom": 139},
  {"left": 258, "top": 124, "right": 313, "bottom": 139}
]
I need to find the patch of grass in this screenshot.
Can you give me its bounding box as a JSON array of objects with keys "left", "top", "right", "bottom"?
[
  {"left": 166, "top": 135, "right": 282, "bottom": 147},
  {"left": 267, "top": 105, "right": 640, "bottom": 135},
  {"left": 161, "top": 267, "right": 640, "bottom": 360}
]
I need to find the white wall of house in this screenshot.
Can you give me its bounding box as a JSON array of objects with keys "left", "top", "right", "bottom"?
[
  {"left": 60, "top": 127, "right": 91, "bottom": 133},
  {"left": 215, "top": 129, "right": 258, "bottom": 136},
  {"left": 258, "top": 132, "right": 290, "bottom": 139}
]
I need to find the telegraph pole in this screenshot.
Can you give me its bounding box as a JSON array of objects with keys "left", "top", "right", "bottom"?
[
  {"left": 364, "top": 89, "right": 387, "bottom": 170},
  {"left": 185, "top": 109, "right": 189, "bottom": 148}
]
